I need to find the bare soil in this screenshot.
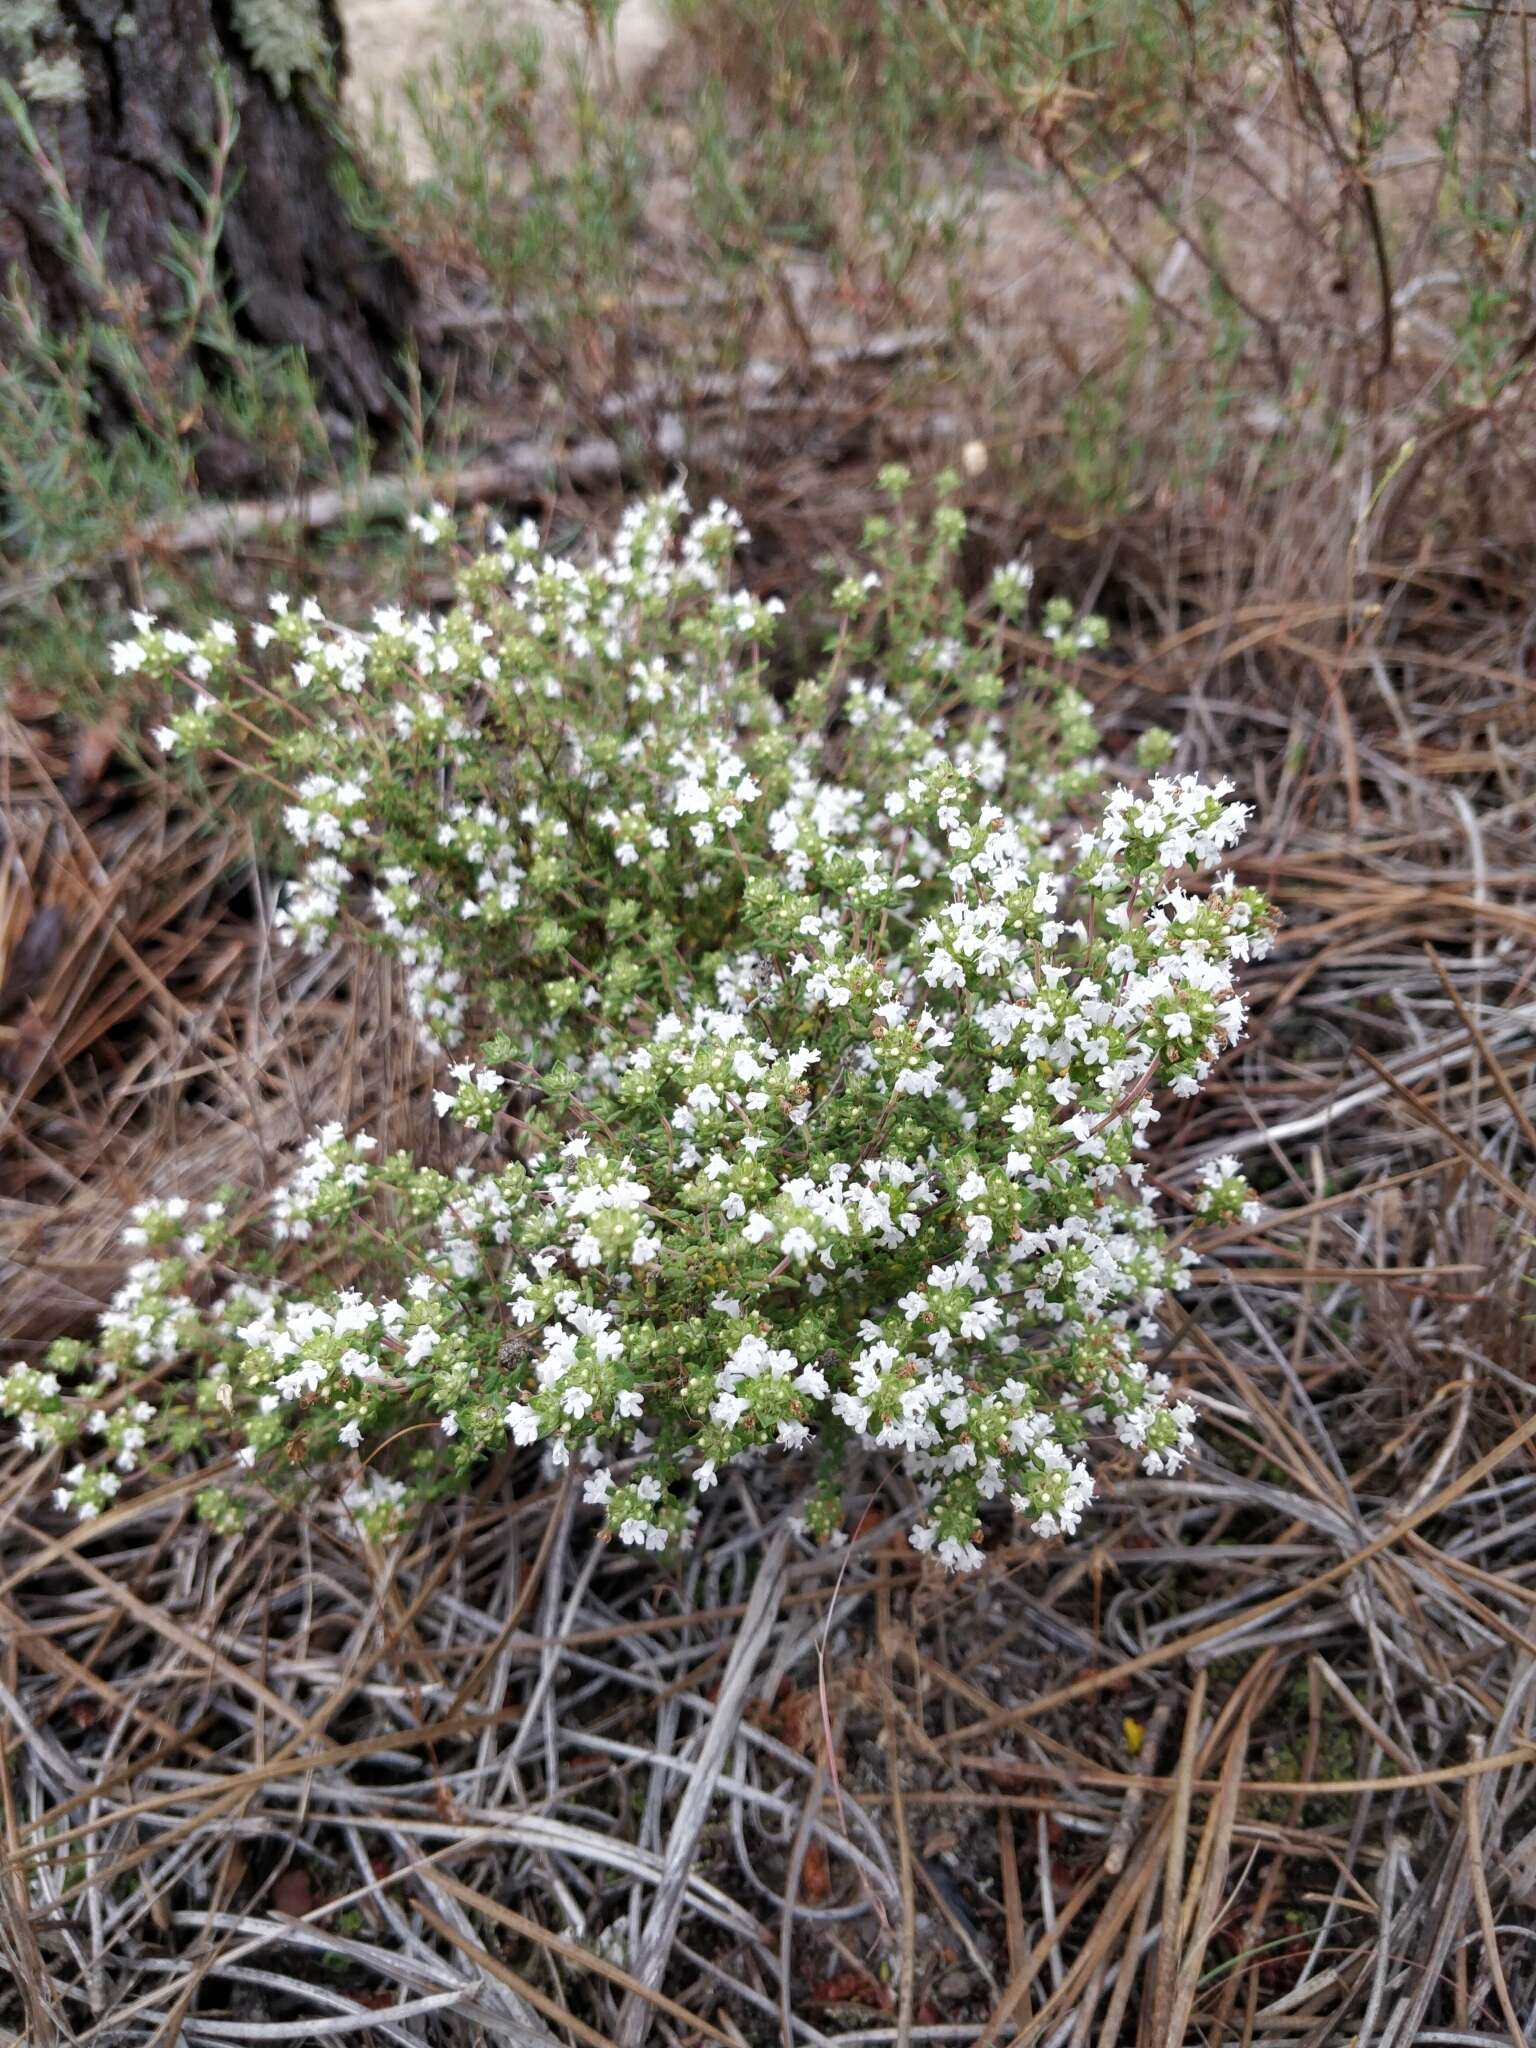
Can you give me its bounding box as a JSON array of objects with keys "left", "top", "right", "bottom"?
[{"left": 340, "top": 0, "right": 671, "bottom": 168}]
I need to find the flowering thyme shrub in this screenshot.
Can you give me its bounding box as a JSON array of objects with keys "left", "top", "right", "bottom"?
[{"left": 6, "top": 478, "right": 1271, "bottom": 1567}]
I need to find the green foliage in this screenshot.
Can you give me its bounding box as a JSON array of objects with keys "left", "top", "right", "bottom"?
[
  {"left": 392, "top": 1, "right": 981, "bottom": 374},
  {"left": 402, "top": 21, "right": 646, "bottom": 331},
  {"left": 9, "top": 483, "right": 1269, "bottom": 1567}
]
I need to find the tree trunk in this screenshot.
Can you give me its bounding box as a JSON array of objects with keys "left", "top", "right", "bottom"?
[{"left": 0, "top": 0, "right": 416, "bottom": 448}]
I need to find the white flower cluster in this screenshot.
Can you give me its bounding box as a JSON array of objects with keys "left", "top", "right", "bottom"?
[
  {"left": 21, "top": 480, "right": 1269, "bottom": 1566},
  {"left": 1194, "top": 1153, "right": 1263, "bottom": 1226},
  {"left": 269, "top": 1126, "right": 378, "bottom": 1241},
  {"left": 433, "top": 1063, "right": 508, "bottom": 1133}
]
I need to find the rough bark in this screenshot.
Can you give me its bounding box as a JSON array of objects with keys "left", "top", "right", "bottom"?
[{"left": 0, "top": 0, "right": 416, "bottom": 438}]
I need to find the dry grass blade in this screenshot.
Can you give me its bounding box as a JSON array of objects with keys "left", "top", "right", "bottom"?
[
  {"left": 426, "top": 1869, "right": 738, "bottom": 2048},
  {"left": 938, "top": 1409, "right": 1536, "bottom": 1756},
  {"left": 412, "top": 1895, "right": 611, "bottom": 2048},
  {"left": 1163, "top": 1673, "right": 1258, "bottom": 2038},
  {"left": 1463, "top": 1740, "right": 1530, "bottom": 2048},
  {"left": 616, "top": 1525, "right": 790, "bottom": 2043},
  {"left": 1147, "top": 1668, "right": 1208, "bottom": 2042}
]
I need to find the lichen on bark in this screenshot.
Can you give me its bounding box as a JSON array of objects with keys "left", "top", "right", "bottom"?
[{"left": 229, "top": 0, "right": 331, "bottom": 97}]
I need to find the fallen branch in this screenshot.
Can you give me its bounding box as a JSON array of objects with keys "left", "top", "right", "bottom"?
[{"left": 147, "top": 438, "right": 628, "bottom": 557}]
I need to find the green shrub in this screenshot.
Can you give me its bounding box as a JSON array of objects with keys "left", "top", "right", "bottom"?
[{"left": 6, "top": 478, "right": 1269, "bottom": 1567}]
